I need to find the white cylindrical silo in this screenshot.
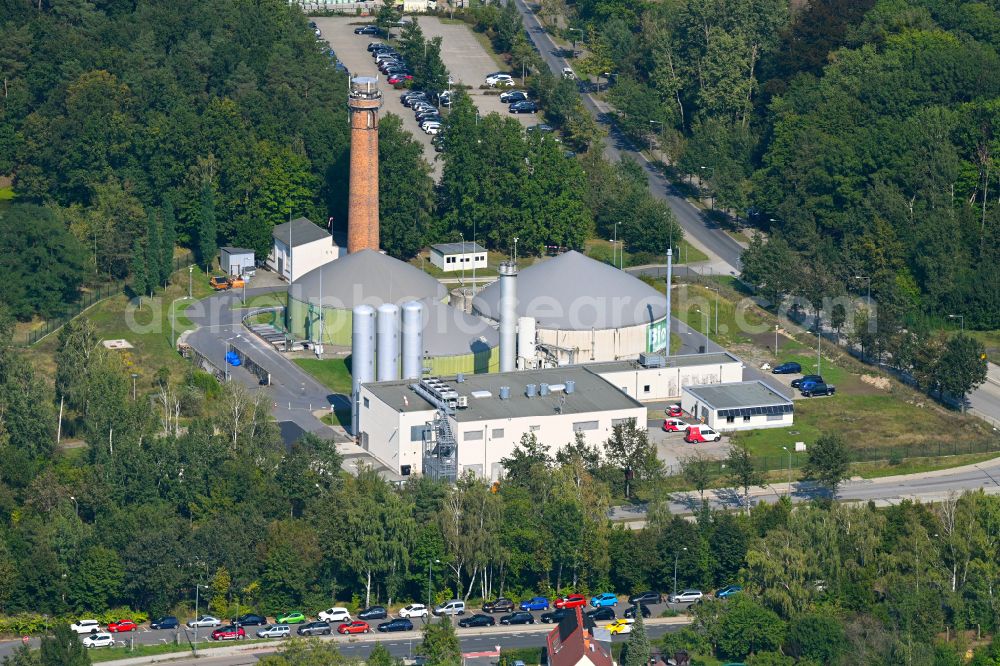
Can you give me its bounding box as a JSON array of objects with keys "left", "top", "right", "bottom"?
[
  {"left": 351, "top": 304, "right": 376, "bottom": 436},
  {"left": 376, "top": 303, "right": 401, "bottom": 381},
  {"left": 517, "top": 316, "right": 536, "bottom": 367},
  {"left": 401, "top": 300, "right": 424, "bottom": 380},
  {"left": 499, "top": 261, "right": 517, "bottom": 373}
]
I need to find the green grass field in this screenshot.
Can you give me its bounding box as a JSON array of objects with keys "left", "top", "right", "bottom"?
[
  {"left": 294, "top": 357, "right": 353, "bottom": 395},
  {"left": 233, "top": 292, "right": 287, "bottom": 310},
  {"left": 0, "top": 186, "right": 14, "bottom": 201},
  {"left": 585, "top": 238, "right": 708, "bottom": 267}
]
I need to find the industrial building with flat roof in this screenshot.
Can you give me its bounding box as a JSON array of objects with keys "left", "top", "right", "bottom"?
[
  {"left": 587, "top": 351, "right": 743, "bottom": 402},
  {"left": 682, "top": 380, "right": 794, "bottom": 431},
  {"left": 357, "top": 366, "right": 646, "bottom": 480}
]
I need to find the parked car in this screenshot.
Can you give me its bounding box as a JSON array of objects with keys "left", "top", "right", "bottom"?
[
  {"left": 378, "top": 618, "right": 414, "bottom": 632},
  {"left": 519, "top": 597, "right": 549, "bottom": 611},
  {"left": 500, "top": 90, "right": 528, "bottom": 103},
  {"left": 433, "top": 600, "right": 466, "bottom": 616},
  {"left": 211, "top": 625, "right": 246, "bottom": 641},
  {"left": 554, "top": 594, "right": 586, "bottom": 609},
  {"left": 527, "top": 123, "right": 554, "bottom": 133},
  {"left": 509, "top": 100, "right": 538, "bottom": 114},
  {"left": 422, "top": 122, "right": 442, "bottom": 135},
  {"left": 458, "top": 614, "right": 496, "bottom": 628},
  {"left": 801, "top": 382, "right": 835, "bottom": 397},
  {"left": 624, "top": 604, "right": 651, "bottom": 619},
  {"left": 715, "top": 585, "right": 742, "bottom": 599},
  {"left": 499, "top": 612, "right": 535, "bottom": 625},
  {"left": 71, "top": 620, "right": 102, "bottom": 634},
  {"left": 540, "top": 609, "right": 570, "bottom": 624},
  {"left": 187, "top": 616, "right": 221, "bottom": 628},
  {"left": 790, "top": 374, "right": 823, "bottom": 389},
  {"left": 232, "top": 614, "right": 268, "bottom": 627},
  {"left": 586, "top": 607, "right": 616, "bottom": 621},
  {"left": 256, "top": 624, "right": 291, "bottom": 639},
  {"left": 358, "top": 606, "right": 388, "bottom": 620},
  {"left": 416, "top": 111, "right": 441, "bottom": 123},
  {"left": 590, "top": 593, "right": 618, "bottom": 608},
  {"left": 606, "top": 618, "right": 634, "bottom": 635},
  {"left": 438, "top": 92, "right": 452, "bottom": 107},
  {"left": 483, "top": 598, "right": 515, "bottom": 613},
  {"left": 561, "top": 66, "right": 575, "bottom": 79},
  {"left": 338, "top": 620, "right": 372, "bottom": 635},
  {"left": 82, "top": 632, "right": 115, "bottom": 648},
  {"left": 387, "top": 73, "right": 412, "bottom": 84},
  {"left": 486, "top": 73, "right": 515, "bottom": 87},
  {"left": 685, "top": 425, "right": 722, "bottom": 443},
  {"left": 297, "top": 621, "right": 331, "bottom": 637},
  {"left": 666, "top": 404, "right": 683, "bottom": 417},
  {"left": 355, "top": 24, "right": 379, "bottom": 35},
  {"left": 772, "top": 362, "right": 802, "bottom": 374},
  {"left": 662, "top": 417, "right": 688, "bottom": 432},
  {"left": 108, "top": 620, "right": 137, "bottom": 633},
  {"left": 669, "top": 590, "right": 704, "bottom": 604},
  {"left": 150, "top": 616, "right": 179, "bottom": 630},
  {"left": 318, "top": 608, "right": 351, "bottom": 623},
  {"left": 276, "top": 612, "right": 306, "bottom": 624},
  {"left": 368, "top": 42, "right": 390, "bottom": 52},
  {"left": 400, "top": 604, "right": 430, "bottom": 618},
  {"left": 402, "top": 93, "right": 429, "bottom": 106},
  {"left": 628, "top": 591, "right": 662, "bottom": 605}
]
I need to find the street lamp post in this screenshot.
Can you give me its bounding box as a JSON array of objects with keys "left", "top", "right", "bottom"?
[
  {"left": 855, "top": 275, "right": 871, "bottom": 309},
  {"left": 567, "top": 27, "right": 582, "bottom": 53},
  {"left": 69, "top": 495, "right": 78, "bottom": 517},
  {"left": 131, "top": 373, "right": 139, "bottom": 401},
  {"left": 649, "top": 120, "right": 663, "bottom": 152},
  {"left": 695, "top": 308, "right": 709, "bottom": 338},
  {"left": 774, "top": 324, "right": 779, "bottom": 355},
  {"left": 188, "top": 265, "right": 194, "bottom": 299},
  {"left": 782, "top": 446, "right": 791, "bottom": 496},
  {"left": 673, "top": 546, "right": 688, "bottom": 600},
  {"left": 427, "top": 558, "right": 441, "bottom": 608},
  {"left": 171, "top": 296, "right": 191, "bottom": 349},
  {"left": 949, "top": 314, "right": 965, "bottom": 333},
  {"left": 708, "top": 286, "right": 719, "bottom": 336}
]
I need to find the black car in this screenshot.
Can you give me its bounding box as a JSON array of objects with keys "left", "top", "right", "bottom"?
[
  {"left": 586, "top": 607, "right": 616, "bottom": 621},
  {"left": 500, "top": 90, "right": 528, "bottom": 104},
  {"left": 150, "top": 616, "right": 179, "bottom": 630},
  {"left": 624, "top": 604, "right": 651, "bottom": 619},
  {"left": 358, "top": 606, "right": 389, "bottom": 620},
  {"left": 772, "top": 361, "right": 802, "bottom": 374},
  {"left": 378, "top": 618, "right": 414, "bottom": 632},
  {"left": 499, "top": 612, "right": 535, "bottom": 625},
  {"left": 628, "top": 591, "right": 662, "bottom": 605},
  {"left": 402, "top": 92, "right": 428, "bottom": 106},
  {"left": 355, "top": 25, "right": 379, "bottom": 35},
  {"left": 416, "top": 112, "right": 441, "bottom": 123},
  {"left": 791, "top": 374, "right": 823, "bottom": 389},
  {"left": 540, "top": 609, "right": 570, "bottom": 624},
  {"left": 482, "top": 598, "right": 514, "bottom": 613},
  {"left": 298, "top": 621, "right": 331, "bottom": 636},
  {"left": 509, "top": 101, "right": 539, "bottom": 114},
  {"left": 232, "top": 614, "right": 268, "bottom": 627},
  {"left": 458, "top": 613, "right": 496, "bottom": 628},
  {"left": 368, "top": 42, "right": 389, "bottom": 52},
  {"left": 801, "top": 382, "right": 836, "bottom": 397}
]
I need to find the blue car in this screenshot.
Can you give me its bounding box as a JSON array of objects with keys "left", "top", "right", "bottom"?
[
  {"left": 590, "top": 593, "right": 618, "bottom": 608},
  {"left": 716, "top": 585, "right": 742, "bottom": 599},
  {"left": 519, "top": 597, "right": 550, "bottom": 611},
  {"left": 771, "top": 362, "right": 801, "bottom": 374}
]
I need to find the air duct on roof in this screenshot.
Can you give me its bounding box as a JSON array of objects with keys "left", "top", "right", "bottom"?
[
  {"left": 539, "top": 383, "right": 550, "bottom": 396},
  {"left": 565, "top": 380, "right": 575, "bottom": 394}
]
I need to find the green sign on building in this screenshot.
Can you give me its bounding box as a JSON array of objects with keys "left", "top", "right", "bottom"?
[{"left": 647, "top": 319, "right": 667, "bottom": 353}]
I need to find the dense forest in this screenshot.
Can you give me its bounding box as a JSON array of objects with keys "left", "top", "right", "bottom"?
[
  {"left": 0, "top": 314, "right": 998, "bottom": 664},
  {"left": 574, "top": 0, "right": 1000, "bottom": 330}
]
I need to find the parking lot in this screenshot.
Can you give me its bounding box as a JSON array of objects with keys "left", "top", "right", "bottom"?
[{"left": 314, "top": 15, "right": 537, "bottom": 176}]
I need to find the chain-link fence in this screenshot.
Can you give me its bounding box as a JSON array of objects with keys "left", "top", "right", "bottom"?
[{"left": 15, "top": 251, "right": 193, "bottom": 347}]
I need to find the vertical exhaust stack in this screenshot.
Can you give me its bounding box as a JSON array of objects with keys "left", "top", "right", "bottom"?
[
  {"left": 376, "top": 303, "right": 401, "bottom": 381},
  {"left": 499, "top": 261, "right": 518, "bottom": 373},
  {"left": 665, "top": 246, "right": 673, "bottom": 358},
  {"left": 401, "top": 300, "right": 425, "bottom": 380},
  {"left": 347, "top": 76, "right": 383, "bottom": 253},
  {"left": 351, "top": 304, "right": 377, "bottom": 436}
]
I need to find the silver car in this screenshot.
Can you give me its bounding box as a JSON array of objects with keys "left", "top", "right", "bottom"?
[{"left": 256, "top": 624, "right": 291, "bottom": 639}]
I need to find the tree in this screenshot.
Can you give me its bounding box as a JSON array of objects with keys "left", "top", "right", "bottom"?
[
  {"left": 0, "top": 204, "right": 86, "bottom": 320},
  {"left": 258, "top": 639, "right": 351, "bottom": 666},
  {"left": 1, "top": 646, "right": 39, "bottom": 666},
  {"left": 740, "top": 234, "right": 798, "bottom": 309},
  {"left": 713, "top": 596, "right": 785, "bottom": 659},
  {"left": 145, "top": 210, "right": 162, "bottom": 293},
  {"left": 786, "top": 613, "right": 845, "bottom": 663},
  {"left": 68, "top": 546, "right": 124, "bottom": 612},
  {"left": 197, "top": 184, "right": 217, "bottom": 271},
  {"left": 604, "top": 420, "right": 662, "bottom": 498},
  {"left": 39, "top": 624, "right": 90, "bottom": 666},
  {"left": 726, "top": 443, "right": 762, "bottom": 513},
  {"left": 681, "top": 453, "right": 714, "bottom": 499},
  {"left": 499, "top": 433, "right": 551, "bottom": 486},
  {"left": 375, "top": 3, "right": 403, "bottom": 41},
  {"left": 936, "top": 334, "right": 988, "bottom": 405},
  {"left": 379, "top": 114, "right": 433, "bottom": 260},
  {"left": 421, "top": 616, "right": 461, "bottom": 666},
  {"left": 367, "top": 643, "right": 398, "bottom": 666},
  {"left": 160, "top": 198, "right": 176, "bottom": 287},
  {"left": 802, "top": 433, "right": 850, "bottom": 498},
  {"left": 129, "top": 238, "right": 148, "bottom": 303},
  {"left": 622, "top": 612, "right": 651, "bottom": 666}
]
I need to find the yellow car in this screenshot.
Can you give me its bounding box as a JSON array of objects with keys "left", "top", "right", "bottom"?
[{"left": 605, "top": 618, "right": 634, "bottom": 635}]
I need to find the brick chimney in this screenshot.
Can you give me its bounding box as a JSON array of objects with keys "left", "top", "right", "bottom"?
[{"left": 347, "top": 76, "right": 382, "bottom": 253}]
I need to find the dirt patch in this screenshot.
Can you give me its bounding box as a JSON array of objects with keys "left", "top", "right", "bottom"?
[{"left": 861, "top": 374, "right": 891, "bottom": 391}]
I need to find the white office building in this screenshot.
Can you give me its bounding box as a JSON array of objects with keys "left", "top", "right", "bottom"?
[
  {"left": 588, "top": 352, "right": 744, "bottom": 402},
  {"left": 681, "top": 381, "right": 794, "bottom": 432},
  {"left": 430, "top": 242, "right": 488, "bottom": 273},
  {"left": 268, "top": 217, "right": 344, "bottom": 282}
]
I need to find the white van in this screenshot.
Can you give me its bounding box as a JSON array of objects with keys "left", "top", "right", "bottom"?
[{"left": 433, "top": 600, "right": 466, "bottom": 616}]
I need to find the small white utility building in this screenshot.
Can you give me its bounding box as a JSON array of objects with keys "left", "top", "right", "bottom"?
[
  {"left": 681, "top": 381, "right": 794, "bottom": 432},
  {"left": 430, "top": 242, "right": 488, "bottom": 273},
  {"left": 357, "top": 366, "right": 646, "bottom": 480},
  {"left": 268, "top": 217, "right": 344, "bottom": 282},
  {"left": 589, "top": 352, "right": 744, "bottom": 402},
  {"left": 220, "top": 247, "right": 255, "bottom": 276}
]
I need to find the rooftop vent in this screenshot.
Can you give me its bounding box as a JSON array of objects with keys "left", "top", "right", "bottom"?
[
  {"left": 525, "top": 384, "right": 537, "bottom": 398},
  {"left": 639, "top": 352, "right": 666, "bottom": 368},
  {"left": 499, "top": 386, "right": 511, "bottom": 400},
  {"left": 471, "top": 390, "right": 492, "bottom": 399},
  {"left": 565, "top": 380, "right": 576, "bottom": 394}
]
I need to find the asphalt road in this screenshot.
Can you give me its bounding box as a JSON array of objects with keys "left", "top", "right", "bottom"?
[{"left": 511, "top": 0, "right": 744, "bottom": 273}]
